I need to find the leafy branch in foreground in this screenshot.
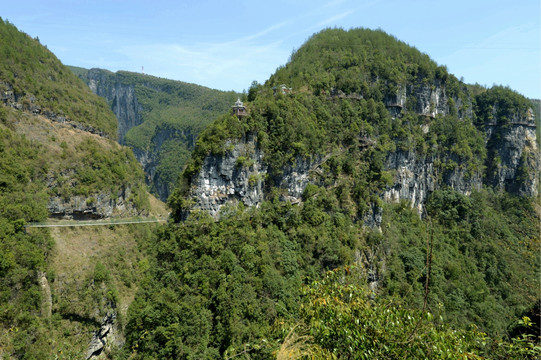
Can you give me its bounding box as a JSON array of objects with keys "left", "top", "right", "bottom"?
[{"left": 292, "top": 266, "right": 540, "bottom": 359}]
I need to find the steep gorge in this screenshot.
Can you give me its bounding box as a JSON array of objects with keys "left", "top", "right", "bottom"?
[
  {"left": 0, "top": 18, "right": 159, "bottom": 360},
  {"left": 72, "top": 67, "right": 238, "bottom": 201}
]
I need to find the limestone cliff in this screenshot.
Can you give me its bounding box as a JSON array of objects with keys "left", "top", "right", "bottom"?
[
  {"left": 87, "top": 68, "right": 143, "bottom": 144},
  {"left": 47, "top": 186, "right": 140, "bottom": 220},
  {"left": 188, "top": 134, "right": 266, "bottom": 219},
  {"left": 83, "top": 68, "right": 171, "bottom": 200},
  {"left": 483, "top": 111, "right": 539, "bottom": 197},
  {"left": 182, "top": 92, "right": 538, "bottom": 220},
  {"left": 383, "top": 79, "right": 472, "bottom": 119},
  {"left": 6, "top": 108, "right": 149, "bottom": 220},
  {"left": 383, "top": 150, "right": 483, "bottom": 213},
  {"left": 1, "top": 80, "right": 109, "bottom": 138},
  {"left": 185, "top": 142, "right": 487, "bottom": 220},
  {"left": 184, "top": 133, "right": 333, "bottom": 219}
]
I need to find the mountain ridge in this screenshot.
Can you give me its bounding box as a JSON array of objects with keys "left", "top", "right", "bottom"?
[
  {"left": 174, "top": 28, "right": 538, "bottom": 221},
  {"left": 137, "top": 28, "right": 540, "bottom": 358},
  {"left": 0, "top": 19, "right": 159, "bottom": 358}
]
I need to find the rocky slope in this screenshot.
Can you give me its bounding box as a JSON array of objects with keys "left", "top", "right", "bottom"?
[
  {"left": 6, "top": 110, "right": 149, "bottom": 219},
  {"left": 189, "top": 133, "right": 266, "bottom": 218},
  {"left": 484, "top": 110, "right": 539, "bottom": 195},
  {"left": 0, "top": 19, "right": 157, "bottom": 360}
]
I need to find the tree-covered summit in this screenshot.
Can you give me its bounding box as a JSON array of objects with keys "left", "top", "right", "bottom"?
[
  {"left": 267, "top": 27, "right": 462, "bottom": 101},
  {"left": 177, "top": 27, "right": 537, "bottom": 211},
  {"left": 159, "top": 28, "right": 539, "bottom": 359}
]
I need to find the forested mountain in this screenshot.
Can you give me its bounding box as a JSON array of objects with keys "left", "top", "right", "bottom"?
[
  {"left": 70, "top": 67, "right": 239, "bottom": 201},
  {"left": 125, "top": 28, "right": 540, "bottom": 359},
  {"left": 0, "top": 18, "right": 158, "bottom": 358},
  {"left": 1, "top": 20, "right": 539, "bottom": 360}
]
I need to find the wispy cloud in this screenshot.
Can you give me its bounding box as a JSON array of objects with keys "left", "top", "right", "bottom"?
[
  {"left": 322, "top": 0, "right": 347, "bottom": 9},
  {"left": 239, "top": 21, "right": 289, "bottom": 42},
  {"left": 116, "top": 37, "right": 289, "bottom": 91},
  {"left": 316, "top": 10, "right": 355, "bottom": 27}
]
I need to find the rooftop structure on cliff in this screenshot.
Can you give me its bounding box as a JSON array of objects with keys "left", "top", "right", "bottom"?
[{"left": 232, "top": 98, "right": 247, "bottom": 118}]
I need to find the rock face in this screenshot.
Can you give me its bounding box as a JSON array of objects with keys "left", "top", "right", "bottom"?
[
  {"left": 135, "top": 125, "right": 198, "bottom": 200},
  {"left": 383, "top": 150, "right": 483, "bottom": 213},
  {"left": 82, "top": 69, "right": 199, "bottom": 201},
  {"left": 47, "top": 187, "right": 140, "bottom": 220},
  {"left": 384, "top": 79, "right": 472, "bottom": 119},
  {"left": 1, "top": 80, "right": 108, "bottom": 137},
  {"left": 38, "top": 271, "right": 52, "bottom": 318},
  {"left": 187, "top": 142, "right": 487, "bottom": 220},
  {"left": 87, "top": 69, "right": 143, "bottom": 144},
  {"left": 185, "top": 96, "right": 537, "bottom": 220},
  {"left": 186, "top": 133, "right": 333, "bottom": 218},
  {"left": 274, "top": 156, "right": 323, "bottom": 203},
  {"left": 189, "top": 134, "right": 267, "bottom": 219},
  {"left": 483, "top": 114, "right": 539, "bottom": 197},
  {"left": 86, "top": 310, "right": 118, "bottom": 359}
]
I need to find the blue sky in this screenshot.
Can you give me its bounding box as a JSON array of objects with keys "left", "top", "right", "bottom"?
[{"left": 2, "top": 0, "right": 540, "bottom": 98}]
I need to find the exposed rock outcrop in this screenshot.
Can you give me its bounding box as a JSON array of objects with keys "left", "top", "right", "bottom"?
[
  {"left": 86, "top": 309, "right": 118, "bottom": 359},
  {"left": 384, "top": 79, "right": 472, "bottom": 119},
  {"left": 82, "top": 69, "right": 198, "bottom": 201},
  {"left": 1, "top": 80, "right": 108, "bottom": 137},
  {"left": 383, "top": 150, "right": 483, "bottom": 213},
  {"left": 185, "top": 134, "right": 335, "bottom": 218},
  {"left": 189, "top": 134, "right": 266, "bottom": 219},
  {"left": 133, "top": 125, "right": 198, "bottom": 201},
  {"left": 38, "top": 271, "right": 52, "bottom": 318},
  {"left": 275, "top": 155, "right": 323, "bottom": 203},
  {"left": 483, "top": 115, "right": 539, "bottom": 197},
  {"left": 47, "top": 187, "right": 140, "bottom": 220},
  {"left": 184, "top": 106, "right": 537, "bottom": 221}
]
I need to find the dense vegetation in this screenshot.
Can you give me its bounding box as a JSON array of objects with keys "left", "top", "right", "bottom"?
[
  {"left": 292, "top": 266, "right": 540, "bottom": 359},
  {"left": 0, "top": 18, "right": 117, "bottom": 138},
  {"left": 160, "top": 28, "right": 539, "bottom": 359},
  {"left": 474, "top": 85, "right": 534, "bottom": 126},
  {"left": 125, "top": 188, "right": 539, "bottom": 359},
  {"left": 49, "top": 135, "right": 149, "bottom": 210},
  {"left": 1, "top": 22, "right": 539, "bottom": 359},
  {"left": 173, "top": 83, "right": 486, "bottom": 222},
  {"left": 0, "top": 109, "right": 53, "bottom": 357},
  {"left": 0, "top": 96, "right": 153, "bottom": 359},
  {"left": 269, "top": 28, "right": 465, "bottom": 103},
  {"left": 384, "top": 189, "right": 539, "bottom": 336},
  {"left": 177, "top": 29, "right": 491, "bottom": 190}
]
